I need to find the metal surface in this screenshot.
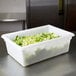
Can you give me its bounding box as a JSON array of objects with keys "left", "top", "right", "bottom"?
[
  {"left": 0, "top": 13, "right": 26, "bottom": 21},
  {"left": 0, "top": 32, "right": 76, "bottom": 76},
  {"left": 0, "top": 13, "right": 26, "bottom": 30}
]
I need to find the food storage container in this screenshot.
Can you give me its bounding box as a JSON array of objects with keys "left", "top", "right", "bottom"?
[{"left": 1, "top": 25, "right": 75, "bottom": 67}]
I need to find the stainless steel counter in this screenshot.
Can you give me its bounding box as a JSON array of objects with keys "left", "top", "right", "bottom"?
[{"left": 0, "top": 32, "right": 76, "bottom": 76}]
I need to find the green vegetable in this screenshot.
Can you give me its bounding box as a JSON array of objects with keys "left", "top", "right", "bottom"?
[{"left": 13, "top": 32, "right": 60, "bottom": 46}]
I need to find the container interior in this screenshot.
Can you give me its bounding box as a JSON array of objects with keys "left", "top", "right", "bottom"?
[
  {"left": 3, "top": 25, "right": 49, "bottom": 40},
  {"left": 48, "top": 25, "right": 75, "bottom": 37},
  {"left": 2, "top": 25, "right": 75, "bottom": 40}
]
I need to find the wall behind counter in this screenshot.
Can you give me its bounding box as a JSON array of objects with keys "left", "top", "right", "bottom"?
[{"left": 0, "top": 0, "right": 26, "bottom": 13}]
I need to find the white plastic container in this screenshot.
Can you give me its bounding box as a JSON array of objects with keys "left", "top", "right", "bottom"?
[{"left": 1, "top": 25, "right": 75, "bottom": 67}]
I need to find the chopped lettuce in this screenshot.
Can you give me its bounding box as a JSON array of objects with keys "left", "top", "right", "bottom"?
[{"left": 13, "top": 32, "right": 60, "bottom": 46}]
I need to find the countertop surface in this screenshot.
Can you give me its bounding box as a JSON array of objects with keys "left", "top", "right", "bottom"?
[{"left": 0, "top": 32, "right": 76, "bottom": 76}]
